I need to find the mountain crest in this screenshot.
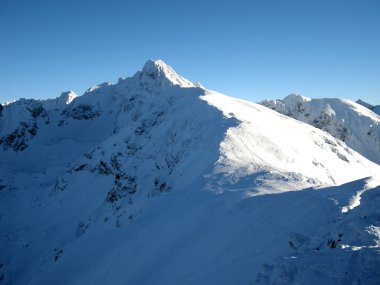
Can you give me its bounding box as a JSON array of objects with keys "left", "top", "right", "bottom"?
[
  {"left": 137, "top": 59, "right": 195, "bottom": 89},
  {"left": 59, "top": 90, "right": 77, "bottom": 104},
  {"left": 283, "top": 93, "right": 311, "bottom": 104},
  {"left": 259, "top": 95, "right": 380, "bottom": 164},
  {"left": 1, "top": 60, "right": 380, "bottom": 285}
]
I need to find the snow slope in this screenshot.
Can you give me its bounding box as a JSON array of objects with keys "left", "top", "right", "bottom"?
[
  {"left": 260, "top": 94, "right": 380, "bottom": 164},
  {"left": 1, "top": 60, "right": 380, "bottom": 285}
]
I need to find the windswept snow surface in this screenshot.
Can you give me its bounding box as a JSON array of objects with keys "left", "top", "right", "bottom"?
[
  {"left": 203, "top": 92, "right": 379, "bottom": 187},
  {"left": 260, "top": 94, "right": 380, "bottom": 164},
  {"left": 1, "top": 60, "right": 380, "bottom": 284}
]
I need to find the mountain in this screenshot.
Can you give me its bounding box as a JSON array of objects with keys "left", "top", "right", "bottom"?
[
  {"left": 44, "top": 90, "right": 78, "bottom": 109},
  {"left": 1, "top": 60, "right": 380, "bottom": 285},
  {"left": 259, "top": 94, "right": 380, "bottom": 164},
  {"left": 356, "top": 99, "right": 380, "bottom": 116}
]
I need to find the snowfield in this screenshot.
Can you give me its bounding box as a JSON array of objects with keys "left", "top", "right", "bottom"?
[{"left": 1, "top": 60, "right": 380, "bottom": 285}]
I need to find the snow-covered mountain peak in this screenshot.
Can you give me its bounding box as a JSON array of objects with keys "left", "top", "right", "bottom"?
[
  {"left": 136, "top": 59, "right": 195, "bottom": 89},
  {"left": 260, "top": 94, "right": 311, "bottom": 117},
  {"left": 259, "top": 95, "right": 380, "bottom": 164},
  {"left": 141, "top": 59, "right": 168, "bottom": 73},
  {"left": 41, "top": 90, "right": 78, "bottom": 110},
  {"left": 58, "top": 90, "right": 77, "bottom": 104},
  {"left": 283, "top": 93, "right": 311, "bottom": 103},
  {"left": 2, "top": 61, "right": 380, "bottom": 285}
]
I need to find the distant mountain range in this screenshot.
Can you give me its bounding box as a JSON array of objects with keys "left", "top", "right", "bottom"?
[
  {"left": 259, "top": 94, "right": 380, "bottom": 164},
  {"left": 1, "top": 60, "right": 379, "bottom": 284}
]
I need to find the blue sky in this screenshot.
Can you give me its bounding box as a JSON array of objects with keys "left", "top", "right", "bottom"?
[{"left": 1, "top": 0, "right": 379, "bottom": 104}]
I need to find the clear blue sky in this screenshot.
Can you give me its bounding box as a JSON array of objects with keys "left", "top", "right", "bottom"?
[{"left": 1, "top": 0, "right": 379, "bottom": 104}]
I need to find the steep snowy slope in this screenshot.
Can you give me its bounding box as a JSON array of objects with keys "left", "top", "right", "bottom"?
[
  {"left": 260, "top": 94, "right": 380, "bottom": 164},
  {"left": 1, "top": 60, "right": 380, "bottom": 285}
]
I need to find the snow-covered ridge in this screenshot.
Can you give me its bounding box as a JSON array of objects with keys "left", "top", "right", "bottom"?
[
  {"left": 43, "top": 90, "right": 78, "bottom": 109},
  {"left": 259, "top": 94, "right": 380, "bottom": 164},
  {"left": 0, "top": 60, "right": 198, "bottom": 152},
  {"left": 139, "top": 59, "right": 195, "bottom": 88},
  {"left": 1, "top": 60, "right": 380, "bottom": 285},
  {"left": 1, "top": 62, "right": 378, "bottom": 185}
]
